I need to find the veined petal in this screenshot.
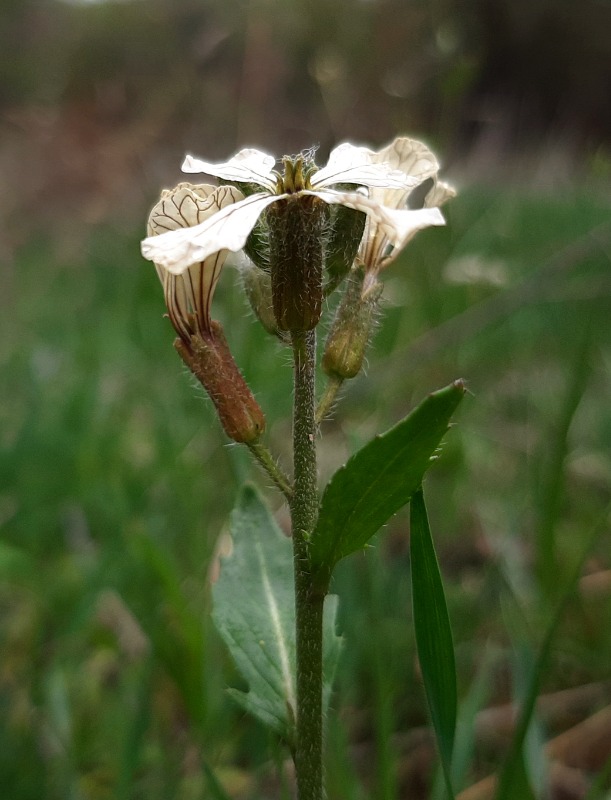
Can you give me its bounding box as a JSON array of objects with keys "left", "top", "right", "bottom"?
[
  {"left": 158, "top": 267, "right": 190, "bottom": 341},
  {"left": 146, "top": 182, "right": 236, "bottom": 236},
  {"left": 307, "top": 188, "right": 445, "bottom": 249},
  {"left": 312, "top": 142, "right": 418, "bottom": 190},
  {"left": 181, "top": 250, "right": 226, "bottom": 336},
  {"left": 142, "top": 192, "right": 282, "bottom": 274},
  {"left": 156, "top": 246, "right": 227, "bottom": 339},
  {"left": 367, "top": 138, "right": 442, "bottom": 211},
  {"left": 146, "top": 183, "right": 244, "bottom": 337},
  {"left": 160, "top": 264, "right": 219, "bottom": 342},
  {"left": 375, "top": 138, "right": 440, "bottom": 181},
  {"left": 182, "top": 148, "right": 277, "bottom": 191}
]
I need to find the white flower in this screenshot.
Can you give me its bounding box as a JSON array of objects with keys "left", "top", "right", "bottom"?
[
  {"left": 141, "top": 141, "right": 447, "bottom": 277},
  {"left": 358, "top": 137, "right": 456, "bottom": 276},
  {"left": 146, "top": 182, "right": 243, "bottom": 340}
]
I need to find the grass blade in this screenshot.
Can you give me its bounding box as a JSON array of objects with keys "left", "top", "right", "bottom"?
[
  {"left": 496, "top": 502, "right": 611, "bottom": 800},
  {"left": 410, "top": 488, "right": 456, "bottom": 799}
]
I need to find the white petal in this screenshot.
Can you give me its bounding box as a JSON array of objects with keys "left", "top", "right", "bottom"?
[
  {"left": 425, "top": 179, "right": 456, "bottom": 209},
  {"left": 182, "top": 148, "right": 277, "bottom": 190},
  {"left": 374, "top": 205, "right": 446, "bottom": 250},
  {"left": 366, "top": 138, "right": 442, "bottom": 211},
  {"left": 147, "top": 183, "right": 237, "bottom": 236},
  {"left": 161, "top": 268, "right": 193, "bottom": 341},
  {"left": 146, "top": 183, "right": 246, "bottom": 334},
  {"left": 174, "top": 249, "right": 227, "bottom": 334},
  {"left": 373, "top": 138, "right": 440, "bottom": 181},
  {"left": 141, "top": 193, "right": 282, "bottom": 274},
  {"left": 312, "top": 142, "right": 417, "bottom": 190},
  {"left": 309, "top": 188, "right": 445, "bottom": 248}
]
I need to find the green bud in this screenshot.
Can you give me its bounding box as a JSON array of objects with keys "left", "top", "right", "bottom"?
[
  {"left": 243, "top": 221, "right": 271, "bottom": 273},
  {"left": 325, "top": 197, "right": 366, "bottom": 284},
  {"left": 322, "top": 267, "right": 383, "bottom": 380},
  {"left": 241, "top": 263, "right": 282, "bottom": 338}
]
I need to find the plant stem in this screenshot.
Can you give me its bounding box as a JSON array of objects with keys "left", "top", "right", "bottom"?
[
  {"left": 247, "top": 440, "right": 293, "bottom": 501},
  {"left": 315, "top": 375, "right": 344, "bottom": 425},
  {"left": 291, "top": 329, "right": 324, "bottom": 800}
]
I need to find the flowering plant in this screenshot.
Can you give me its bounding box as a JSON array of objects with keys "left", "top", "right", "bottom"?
[{"left": 142, "top": 137, "right": 463, "bottom": 800}]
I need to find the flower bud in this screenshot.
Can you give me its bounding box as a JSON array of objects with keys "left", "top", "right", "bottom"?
[
  {"left": 322, "top": 267, "right": 383, "bottom": 380},
  {"left": 324, "top": 198, "right": 366, "bottom": 284},
  {"left": 175, "top": 321, "right": 265, "bottom": 444},
  {"left": 241, "top": 262, "right": 282, "bottom": 337}
]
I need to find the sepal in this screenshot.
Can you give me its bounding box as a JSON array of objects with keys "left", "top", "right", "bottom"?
[{"left": 175, "top": 321, "right": 265, "bottom": 444}]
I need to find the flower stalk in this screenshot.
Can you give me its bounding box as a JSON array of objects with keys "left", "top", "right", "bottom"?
[
  {"left": 290, "top": 329, "right": 324, "bottom": 800},
  {"left": 315, "top": 374, "right": 344, "bottom": 425},
  {"left": 247, "top": 440, "right": 293, "bottom": 501}
]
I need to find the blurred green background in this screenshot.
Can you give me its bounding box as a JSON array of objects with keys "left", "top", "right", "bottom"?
[{"left": 1, "top": 0, "right": 610, "bottom": 798}]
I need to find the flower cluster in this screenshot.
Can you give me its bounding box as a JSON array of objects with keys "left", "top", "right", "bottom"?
[
  {"left": 142, "top": 138, "right": 452, "bottom": 334},
  {"left": 142, "top": 137, "right": 454, "bottom": 435}
]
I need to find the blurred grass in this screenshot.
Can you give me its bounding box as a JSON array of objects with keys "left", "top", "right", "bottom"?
[{"left": 1, "top": 181, "right": 610, "bottom": 798}]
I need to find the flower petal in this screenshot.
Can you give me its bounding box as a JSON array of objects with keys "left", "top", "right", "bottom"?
[
  {"left": 146, "top": 183, "right": 245, "bottom": 336},
  {"left": 147, "top": 182, "right": 230, "bottom": 236},
  {"left": 309, "top": 187, "right": 445, "bottom": 250},
  {"left": 142, "top": 192, "right": 282, "bottom": 274},
  {"left": 425, "top": 179, "right": 456, "bottom": 209},
  {"left": 371, "top": 204, "right": 446, "bottom": 250},
  {"left": 375, "top": 138, "right": 440, "bottom": 181},
  {"left": 312, "top": 142, "right": 418, "bottom": 190},
  {"left": 179, "top": 249, "right": 227, "bottom": 336},
  {"left": 182, "top": 148, "right": 277, "bottom": 190},
  {"left": 366, "top": 138, "right": 442, "bottom": 212}
]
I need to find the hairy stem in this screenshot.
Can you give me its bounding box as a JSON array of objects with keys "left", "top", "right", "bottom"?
[
  {"left": 247, "top": 440, "right": 293, "bottom": 501},
  {"left": 291, "top": 329, "right": 324, "bottom": 800},
  {"left": 315, "top": 376, "right": 344, "bottom": 425}
]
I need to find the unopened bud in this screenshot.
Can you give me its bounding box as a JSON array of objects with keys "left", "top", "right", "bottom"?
[
  {"left": 325, "top": 200, "right": 366, "bottom": 284},
  {"left": 241, "top": 263, "right": 282, "bottom": 337},
  {"left": 175, "top": 321, "right": 265, "bottom": 443},
  {"left": 322, "top": 268, "right": 383, "bottom": 380}
]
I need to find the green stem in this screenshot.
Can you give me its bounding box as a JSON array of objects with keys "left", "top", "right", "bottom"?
[
  {"left": 290, "top": 329, "right": 324, "bottom": 800},
  {"left": 315, "top": 375, "right": 344, "bottom": 425},
  {"left": 247, "top": 440, "right": 293, "bottom": 501}
]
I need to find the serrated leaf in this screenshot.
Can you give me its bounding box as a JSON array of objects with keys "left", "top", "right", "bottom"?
[
  {"left": 410, "top": 489, "right": 456, "bottom": 799},
  {"left": 310, "top": 380, "right": 465, "bottom": 579},
  {"left": 213, "top": 485, "right": 341, "bottom": 743}
]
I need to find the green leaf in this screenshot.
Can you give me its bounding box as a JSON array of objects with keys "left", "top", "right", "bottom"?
[
  {"left": 322, "top": 593, "right": 342, "bottom": 715},
  {"left": 410, "top": 489, "right": 456, "bottom": 800},
  {"left": 310, "top": 380, "right": 465, "bottom": 579},
  {"left": 213, "top": 485, "right": 341, "bottom": 743}
]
